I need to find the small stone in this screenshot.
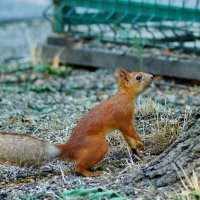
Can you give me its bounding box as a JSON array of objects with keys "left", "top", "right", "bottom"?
[{"left": 125, "top": 187, "right": 135, "bottom": 196}]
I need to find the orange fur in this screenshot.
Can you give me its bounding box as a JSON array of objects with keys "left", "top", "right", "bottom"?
[
  {"left": 56, "top": 68, "right": 153, "bottom": 176},
  {"left": 0, "top": 68, "right": 153, "bottom": 176}
]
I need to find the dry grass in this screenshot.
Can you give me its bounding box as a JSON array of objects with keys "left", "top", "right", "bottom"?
[
  {"left": 25, "top": 29, "right": 40, "bottom": 66},
  {"left": 136, "top": 98, "right": 190, "bottom": 156},
  {"left": 51, "top": 48, "right": 65, "bottom": 68},
  {"left": 144, "top": 122, "right": 180, "bottom": 155},
  {"left": 172, "top": 169, "right": 200, "bottom": 200},
  {"left": 136, "top": 98, "right": 160, "bottom": 117},
  {"left": 26, "top": 28, "right": 65, "bottom": 68}
]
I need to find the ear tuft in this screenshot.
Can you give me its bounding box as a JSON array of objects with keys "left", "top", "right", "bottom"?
[{"left": 118, "top": 67, "right": 130, "bottom": 84}]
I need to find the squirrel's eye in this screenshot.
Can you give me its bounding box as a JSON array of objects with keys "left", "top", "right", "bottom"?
[{"left": 136, "top": 75, "right": 142, "bottom": 81}]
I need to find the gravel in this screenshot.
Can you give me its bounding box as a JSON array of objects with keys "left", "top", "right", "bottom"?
[{"left": 0, "top": 65, "right": 198, "bottom": 199}]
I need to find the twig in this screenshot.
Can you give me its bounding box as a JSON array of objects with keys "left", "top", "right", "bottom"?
[{"left": 59, "top": 164, "right": 67, "bottom": 183}]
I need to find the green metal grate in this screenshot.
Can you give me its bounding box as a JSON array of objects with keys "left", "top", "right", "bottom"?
[{"left": 44, "top": 0, "right": 200, "bottom": 52}]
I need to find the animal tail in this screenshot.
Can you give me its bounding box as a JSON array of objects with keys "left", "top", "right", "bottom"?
[{"left": 0, "top": 132, "right": 61, "bottom": 167}]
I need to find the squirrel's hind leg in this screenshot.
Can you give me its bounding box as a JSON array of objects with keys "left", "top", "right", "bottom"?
[{"left": 75, "top": 137, "right": 108, "bottom": 177}]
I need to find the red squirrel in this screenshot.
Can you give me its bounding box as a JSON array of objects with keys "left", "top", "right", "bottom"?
[{"left": 0, "top": 68, "right": 153, "bottom": 176}]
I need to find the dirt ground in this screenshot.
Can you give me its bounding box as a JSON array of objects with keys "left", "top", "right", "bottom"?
[{"left": 0, "top": 20, "right": 200, "bottom": 200}]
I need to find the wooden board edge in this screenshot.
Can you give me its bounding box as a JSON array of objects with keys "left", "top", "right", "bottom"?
[{"left": 42, "top": 44, "right": 200, "bottom": 80}]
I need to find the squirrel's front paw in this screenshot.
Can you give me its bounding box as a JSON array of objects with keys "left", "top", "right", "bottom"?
[
  {"left": 131, "top": 148, "right": 144, "bottom": 158},
  {"left": 131, "top": 141, "right": 144, "bottom": 158},
  {"left": 136, "top": 140, "right": 144, "bottom": 150}
]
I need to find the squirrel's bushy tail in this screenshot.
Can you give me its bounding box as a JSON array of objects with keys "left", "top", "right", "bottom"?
[{"left": 0, "top": 132, "right": 61, "bottom": 167}]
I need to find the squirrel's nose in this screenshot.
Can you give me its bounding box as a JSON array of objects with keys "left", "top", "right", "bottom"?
[{"left": 150, "top": 75, "right": 153, "bottom": 80}]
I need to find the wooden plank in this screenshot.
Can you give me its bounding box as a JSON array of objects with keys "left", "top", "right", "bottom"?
[{"left": 42, "top": 44, "right": 200, "bottom": 80}]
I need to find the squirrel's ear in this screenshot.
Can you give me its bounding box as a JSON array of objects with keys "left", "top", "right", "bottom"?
[{"left": 118, "top": 67, "right": 130, "bottom": 84}]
